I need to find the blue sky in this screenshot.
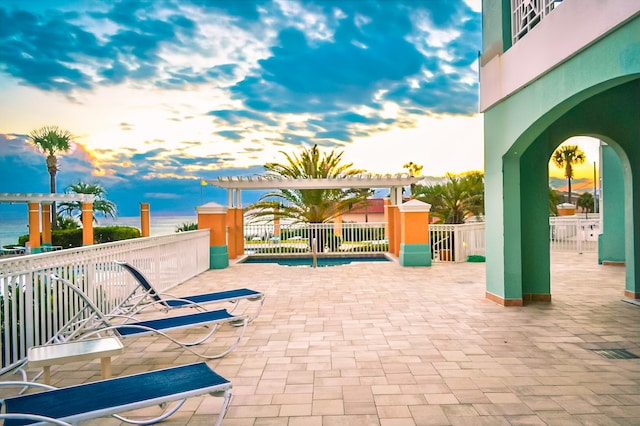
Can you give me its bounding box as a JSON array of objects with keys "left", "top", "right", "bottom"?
[{"left": 2, "top": 0, "right": 487, "bottom": 217}]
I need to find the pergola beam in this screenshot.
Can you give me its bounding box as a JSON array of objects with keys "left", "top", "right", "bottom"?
[{"left": 208, "top": 174, "right": 420, "bottom": 190}]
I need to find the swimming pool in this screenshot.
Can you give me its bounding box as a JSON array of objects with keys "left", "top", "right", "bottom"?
[{"left": 240, "top": 255, "right": 390, "bottom": 267}]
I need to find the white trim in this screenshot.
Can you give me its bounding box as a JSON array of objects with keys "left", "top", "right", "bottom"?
[
  {"left": 208, "top": 174, "right": 419, "bottom": 190},
  {"left": 0, "top": 193, "right": 95, "bottom": 203},
  {"left": 399, "top": 199, "right": 432, "bottom": 213}
]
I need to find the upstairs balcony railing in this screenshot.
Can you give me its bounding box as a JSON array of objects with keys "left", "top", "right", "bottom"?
[{"left": 511, "top": 0, "right": 563, "bottom": 44}]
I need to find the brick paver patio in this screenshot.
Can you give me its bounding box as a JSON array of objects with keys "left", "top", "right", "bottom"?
[{"left": 11, "top": 252, "right": 640, "bottom": 425}]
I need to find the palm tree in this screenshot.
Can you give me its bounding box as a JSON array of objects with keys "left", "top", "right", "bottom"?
[
  {"left": 28, "top": 125, "right": 73, "bottom": 229},
  {"left": 577, "top": 192, "right": 595, "bottom": 215},
  {"left": 246, "top": 145, "right": 368, "bottom": 250},
  {"left": 403, "top": 161, "right": 423, "bottom": 197},
  {"left": 247, "top": 144, "right": 368, "bottom": 223},
  {"left": 57, "top": 181, "right": 117, "bottom": 224},
  {"left": 551, "top": 144, "right": 586, "bottom": 204},
  {"left": 413, "top": 172, "right": 484, "bottom": 224}
]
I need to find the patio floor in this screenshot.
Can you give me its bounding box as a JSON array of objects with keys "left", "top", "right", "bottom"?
[{"left": 15, "top": 252, "right": 640, "bottom": 425}]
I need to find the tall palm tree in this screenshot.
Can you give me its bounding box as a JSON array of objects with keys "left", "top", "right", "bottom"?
[
  {"left": 28, "top": 125, "right": 73, "bottom": 229},
  {"left": 247, "top": 144, "right": 368, "bottom": 224},
  {"left": 551, "top": 144, "right": 586, "bottom": 204},
  {"left": 403, "top": 161, "right": 423, "bottom": 197},
  {"left": 57, "top": 181, "right": 117, "bottom": 224},
  {"left": 414, "top": 172, "right": 484, "bottom": 224}
]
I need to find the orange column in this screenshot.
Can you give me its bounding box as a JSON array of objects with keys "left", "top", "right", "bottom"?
[
  {"left": 197, "top": 202, "right": 229, "bottom": 269},
  {"left": 226, "top": 208, "right": 237, "bottom": 259},
  {"left": 235, "top": 208, "right": 244, "bottom": 256},
  {"left": 398, "top": 199, "right": 432, "bottom": 266},
  {"left": 334, "top": 215, "right": 343, "bottom": 238},
  {"left": 41, "top": 203, "right": 52, "bottom": 246},
  {"left": 140, "top": 202, "right": 150, "bottom": 237},
  {"left": 28, "top": 202, "right": 41, "bottom": 253},
  {"left": 82, "top": 202, "right": 94, "bottom": 245}
]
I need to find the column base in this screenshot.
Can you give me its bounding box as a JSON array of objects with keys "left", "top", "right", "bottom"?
[
  {"left": 399, "top": 243, "right": 431, "bottom": 267},
  {"left": 485, "top": 292, "right": 523, "bottom": 306},
  {"left": 523, "top": 293, "right": 552, "bottom": 303},
  {"left": 210, "top": 245, "right": 229, "bottom": 269},
  {"left": 624, "top": 290, "right": 640, "bottom": 299}
]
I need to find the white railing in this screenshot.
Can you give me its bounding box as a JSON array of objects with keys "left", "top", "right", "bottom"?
[
  {"left": 0, "top": 230, "right": 210, "bottom": 371},
  {"left": 550, "top": 216, "right": 599, "bottom": 253},
  {"left": 430, "top": 223, "right": 486, "bottom": 263},
  {"left": 244, "top": 222, "right": 388, "bottom": 256},
  {"left": 511, "top": 0, "right": 562, "bottom": 44}
]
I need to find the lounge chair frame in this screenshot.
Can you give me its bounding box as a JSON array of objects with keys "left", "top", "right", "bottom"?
[
  {"left": 50, "top": 274, "right": 247, "bottom": 360},
  {"left": 0, "top": 362, "right": 232, "bottom": 426},
  {"left": 113, "top": 260, "right": 265, "bottom": 321}
]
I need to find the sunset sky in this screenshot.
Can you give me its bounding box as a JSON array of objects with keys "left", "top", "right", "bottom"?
[{"left": 0, "top": 0, "right": 596, "bottom": 218}]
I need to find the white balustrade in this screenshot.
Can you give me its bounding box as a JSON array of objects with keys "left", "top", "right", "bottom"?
[{"left": 0, "top": 230, "right": 209, "bottom": 371}]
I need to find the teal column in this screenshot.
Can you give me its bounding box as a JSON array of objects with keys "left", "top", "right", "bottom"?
[{"left": 598, "top": 145, "right": 625, "bottom": 264}]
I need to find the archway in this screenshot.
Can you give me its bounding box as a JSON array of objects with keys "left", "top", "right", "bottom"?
[{"left": 497, "top": 78, "right": 639, "bottom": 303}]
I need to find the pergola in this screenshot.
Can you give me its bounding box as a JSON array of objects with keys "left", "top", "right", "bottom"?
[
  {"left": 0, "top": 193, "right": 96, "bottom": 252},
  {"left": 198, "top": 174, "right": 432, "bottom": 267},
  {"left": 206, "top": 173, "right": 421, "bottom": 208}
]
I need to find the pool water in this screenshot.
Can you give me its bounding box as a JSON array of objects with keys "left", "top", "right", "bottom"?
[{"left": 241, "top": 256, "right": 390, "bottom": 267}]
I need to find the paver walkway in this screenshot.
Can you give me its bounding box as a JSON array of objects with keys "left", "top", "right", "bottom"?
[{"left": 14, "top": 252, "right": 640, "bottom": 425}]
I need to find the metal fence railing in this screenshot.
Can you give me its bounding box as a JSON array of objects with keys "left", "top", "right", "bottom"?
[
  {"left": 244, "top": 222, "right": 388, "bottom": 256},
  {"left": 0, "top": 230, "right": 210, "bottom": 372},
  {"left": 430, "top": 223, "right": 486, "bottom": 263},
  {"left": 549, "top": 216, "right": 599, "bottom": 253}
]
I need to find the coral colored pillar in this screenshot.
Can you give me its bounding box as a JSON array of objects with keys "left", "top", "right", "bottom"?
[
  {"left": 197, "top": 202, "right": 229, "bottom": 269},
  {"left": 41, "top": 203, "right": 52, "bottom": 246},
  {"left": 82, "top": 202, "right": 94, "bottom": 245},
  {"left": 334, "top": 215, "right": 343, "bottom": 238},
  {"left": 28, "top": 202, "right": 41, "bottom": 253},
  {"left": 226, "top": 208, "right": 237, "bottom": 259},
  {"left": 399, "top": 199, "right": 432, "bottom": 266},
  {"left": 386, "top": 204, "right": 399, "bottom": 257},
  {"left": 140, "top": 202, "right": 150, "bottom": 237},
  {"left": 235, "top": 208, "right": 244, "bottom": 256}
]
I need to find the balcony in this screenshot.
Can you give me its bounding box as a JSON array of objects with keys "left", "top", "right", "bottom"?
[{"left": 511, "top": 0, "right": 563, "bottom": 44}]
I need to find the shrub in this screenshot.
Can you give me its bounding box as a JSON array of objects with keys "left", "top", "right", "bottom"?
[{"left": 18, "top": 226, "right": 141, "bottom": 248}]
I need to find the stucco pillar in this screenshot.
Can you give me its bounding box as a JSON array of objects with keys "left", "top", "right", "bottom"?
[
  {"left": 334, "top": 215, "right": 343, "bottom": 238},
  {"left": 399, "top": 199, "right": 432, "bottom": 266},
  {"left": 557, "top": 203, "right": 576, "bottom": 216},
  {"left": 140, "top": 202, "right": 150, "bottom": 237},
  {"left": 41, "top": 203, "right": 52, "bottom": 246},
  {"left": 82, "top": 202, "right": 94, "bottom": 245},
  {"left": 197, "top": 202, "right": 229, "bottom": 269},
  {"left": 235, "top": 208, "right": 244, "bottom": 256},
  {"left": 226, "top": 208, "right": 237, "bottom": 259},
  {"left": 28, "top": 202, "right": 41, "bottom": 253}
]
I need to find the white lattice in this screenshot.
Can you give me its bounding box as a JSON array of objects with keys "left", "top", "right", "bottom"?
[{"left": 511, "top": 0, "right": 561, "bottom": 43}]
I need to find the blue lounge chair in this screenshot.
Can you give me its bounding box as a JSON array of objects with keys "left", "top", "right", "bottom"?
[
  {"left": 0, "top": 362, "right": 232, "bottom": 426},
  {"left": 114, "top": 260, "right": 264, "bottom": 320},
  {"left": 50, "top": 274, "right": 247, "bottom": 359}
]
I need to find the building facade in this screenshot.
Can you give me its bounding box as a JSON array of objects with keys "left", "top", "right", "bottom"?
[{"left": 480, "top": 0, "right": 640, "bottom": 304}]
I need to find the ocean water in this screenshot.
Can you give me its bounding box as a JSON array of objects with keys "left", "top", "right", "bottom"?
[{"left": 0, "top": 215, "right": 197, "bottom": 248}]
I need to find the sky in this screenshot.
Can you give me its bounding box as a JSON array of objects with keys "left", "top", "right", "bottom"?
[{"left": 0, "top": 0, "right": 595, "bottom": 219}]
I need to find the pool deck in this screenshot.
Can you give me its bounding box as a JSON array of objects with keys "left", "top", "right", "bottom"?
[{"left": 12, "top": 252, "right": 640, "bottom": 425}]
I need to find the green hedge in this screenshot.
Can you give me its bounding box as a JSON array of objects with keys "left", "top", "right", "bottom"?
[{"left": 17, "top": 226, "right": 141, "bottom": 248}]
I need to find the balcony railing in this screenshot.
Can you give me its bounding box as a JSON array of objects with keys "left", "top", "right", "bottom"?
[
  {"left": 511, "top": 0, "right": 562, "bottom": 44},
  {"left": 244, "top": 222, "right": 389, "bottom": 256},
  {"left": 0, "top": 230, "right": 210, "bottom": 372}
]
